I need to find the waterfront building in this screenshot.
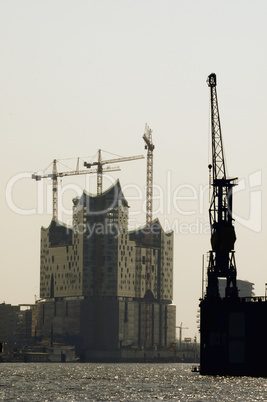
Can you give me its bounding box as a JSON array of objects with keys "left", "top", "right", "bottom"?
[
  {"left": 218, "top": 279, "right": 255, "bottom": 298},
  {"left": 38, "top": 181, "right": 176, "bottom": 359}
]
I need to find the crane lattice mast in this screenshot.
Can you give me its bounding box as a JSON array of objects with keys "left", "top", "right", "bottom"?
[
  {"left": 206, "top": 73, "right": 238, "bottom": 299},
  {"left": 52, "top": 160, "right": 58, "bottom": 221},
  {"left": 143, "top": 124, "right": 155, "bottom": 346}
]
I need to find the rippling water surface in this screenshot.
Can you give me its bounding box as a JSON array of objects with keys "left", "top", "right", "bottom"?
[{"left": 0, "top": 363, "right": 266, "bottom": 401}]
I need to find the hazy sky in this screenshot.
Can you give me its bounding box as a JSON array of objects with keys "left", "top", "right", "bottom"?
[{"left": 1, "top": 0, "right": 267, "bottom": 340}]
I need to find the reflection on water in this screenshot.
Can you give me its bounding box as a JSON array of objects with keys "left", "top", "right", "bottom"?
[{"left": 0, "top": 363, "right": 266, "bottom": 401}]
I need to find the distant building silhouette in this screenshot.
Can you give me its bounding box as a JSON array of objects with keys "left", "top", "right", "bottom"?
[{"left": 218, "top": 278, "right": 255, "bottom": 298}]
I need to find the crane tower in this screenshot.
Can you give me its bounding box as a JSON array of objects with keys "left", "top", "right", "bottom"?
[
  {"left": 84, "top": 149, "right": 144, "bottom": 195},
  {"left": 206, "top": 73, "right": 238, "bottom": 299},
  {"left": 143, "top": 124, "right": 155, "bottom": 346}
]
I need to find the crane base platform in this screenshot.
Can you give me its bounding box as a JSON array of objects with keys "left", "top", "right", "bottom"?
[{"left": 199, "top": 297, "right": 267, "bottom": 377}]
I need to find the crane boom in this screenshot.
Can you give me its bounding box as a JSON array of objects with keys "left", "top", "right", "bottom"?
[
  {"left": 207, "top": 73, "right": 226, "bottom": 181},
  {"left": 32, "top": 165, "right": 119, "bottom": 180},
  {"left": 100, "top": 155, "right": 144, "bottom": 165},
  {"left": 206, "top": 73, "right": 238, "bottom": 299}
]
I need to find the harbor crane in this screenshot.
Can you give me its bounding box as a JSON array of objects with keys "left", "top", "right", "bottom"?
[
  {"left": 84, "top": 149, "right": 144, "bottom": 195},
  {"left": 206, "top": 73, "right": 238, "bottom": 299},
  {"left": 143, "top": 124, "right": 155, "bottom": 347},
  {"left": 32, "top": 158, "right": 120, "bottom": 221}
]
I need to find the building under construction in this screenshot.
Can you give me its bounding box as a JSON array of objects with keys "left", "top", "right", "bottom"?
[{"left": 37, "top": 180, "right": 176, "bottom": 361}]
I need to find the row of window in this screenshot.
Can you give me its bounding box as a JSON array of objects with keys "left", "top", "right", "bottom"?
[{"left": 42, "top": 261, "right": 80, "bottom": 271}]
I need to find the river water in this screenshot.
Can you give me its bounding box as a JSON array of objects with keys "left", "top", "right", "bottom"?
[{"left": 0, "top": 363, "right": 266, "bottom": 401}]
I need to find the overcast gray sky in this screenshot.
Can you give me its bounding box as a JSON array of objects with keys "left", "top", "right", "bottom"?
[{"left": 1, "top": 0, "right": 267, "bottom": 340}]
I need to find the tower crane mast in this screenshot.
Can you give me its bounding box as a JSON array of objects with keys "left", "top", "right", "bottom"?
[
  {"left": 143, "top": 124, "right": 155, "bottom": 347},
  {"left": 206, "top": 73, "right": 238, "bottom": 299},
  {"left": 143, "top": 126, "right": 154, "bottom": 227}
]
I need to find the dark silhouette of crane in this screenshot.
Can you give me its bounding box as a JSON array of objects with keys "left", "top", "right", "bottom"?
[{"left": 206, "top": 73, "right": 238, "bottom": 299}]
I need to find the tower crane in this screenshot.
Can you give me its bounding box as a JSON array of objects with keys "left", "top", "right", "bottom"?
[
  {"left": 142, "top": 124, "right": 155, "bottom": 347},
  {"left": 176, "top": 322, "right": 189, "bottom": 349},
  {"left": 83, "top": 149, "right": 144, "bottom": 195},
  {"left": 32, "top": 158, "right": 120, "bottom": 221},
  {"left": 206, "top": 73, "right": 238, "bottom": 299}
]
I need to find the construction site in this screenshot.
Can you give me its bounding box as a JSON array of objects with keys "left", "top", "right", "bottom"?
[
  {"left": 28, "top": 125, "right": 176, "bottom": 362},
  {"left": 3, "top": 72, "right": 265, "bottom": 370}
]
